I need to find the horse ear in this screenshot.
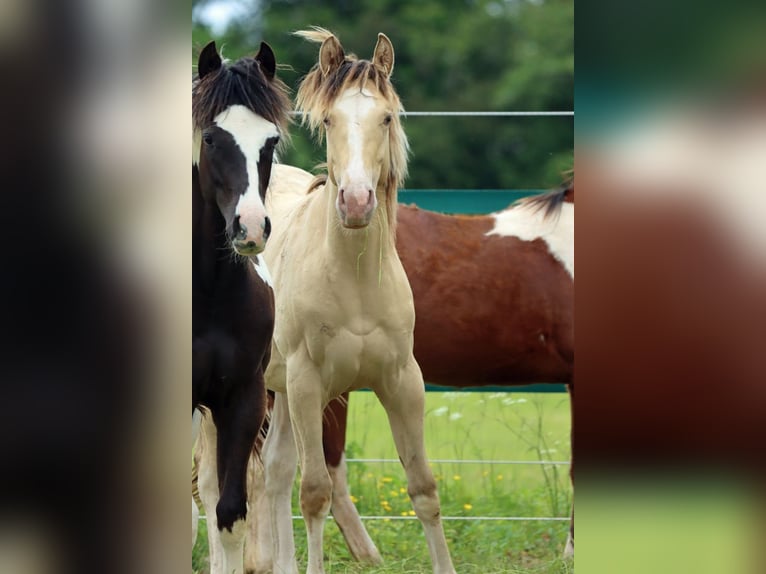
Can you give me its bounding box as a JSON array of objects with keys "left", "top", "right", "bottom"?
[
  {"left": 255, "top": 41, "right": 276, "bottom": 80},
  {"left": 198, "top": 41, "right": 222, "bottom": 79},
  {"left": 372, "top": 33, "right": 395, "bottom": 78},
  {"left": 319, "top": 35, "right": 344, "bottom": 76}
]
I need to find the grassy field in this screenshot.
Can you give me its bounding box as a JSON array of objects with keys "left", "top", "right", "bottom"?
[{"left": 193, "top": 391, "right": 573, "bottom": 573}]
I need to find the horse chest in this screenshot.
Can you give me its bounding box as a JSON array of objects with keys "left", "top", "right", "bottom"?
[{"left": 306, "top": 324, "right": 410, "bottom": 391}]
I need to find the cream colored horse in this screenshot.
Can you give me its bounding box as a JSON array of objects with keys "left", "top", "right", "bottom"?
[{"left": 260, "top": 28, "right": 455, "bottom": 574}]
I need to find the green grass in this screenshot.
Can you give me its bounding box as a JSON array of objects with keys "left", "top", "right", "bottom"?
[{"left": 193, "top": 391, "right": 572, "bottom": 573}]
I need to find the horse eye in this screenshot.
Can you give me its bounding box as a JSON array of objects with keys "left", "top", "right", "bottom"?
[
  {"left": 203, "top": 133, "right": 214, "bottom": 146},
  {"left": 383, "top": 114, "right": 392, "bottom": 126},
  {"left": 322, "top": 117, "right": 331, "bottom": 127}
]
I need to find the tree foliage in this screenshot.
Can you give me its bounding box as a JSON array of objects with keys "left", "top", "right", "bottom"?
[{"left": 192, "top": 0, "right": 572, "bottom": 189}]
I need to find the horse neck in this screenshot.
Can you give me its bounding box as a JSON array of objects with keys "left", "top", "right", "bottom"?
[{"left": 319, "top": 178, "right": 398, "bottom": 278}]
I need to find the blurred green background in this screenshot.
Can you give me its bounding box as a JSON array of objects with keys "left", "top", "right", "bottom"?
[{"left": 192, "top": 0, "right": 573, "bottom": 190}]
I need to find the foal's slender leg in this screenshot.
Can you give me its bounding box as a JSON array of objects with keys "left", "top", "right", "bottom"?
[
  {"left": 564, "top": 382, "right": 575, "bottom": 558},
  {"left": 216, "top": 377, "right": 267, "bottom": 574},
  {"left": 244, "top": 447, "right": 273, "bottom": 574},
  {"left": 286, "top": 363, "right": 331, "bottom": 574},
  {"left": 262, "top": 391, "right": 299, "bottom": 574},
  {"left": 323, "top": 396, "right": 381, "bottom": 564},
  {"left": 376, "top": 360, "right": 456, "bottom": 574},
  {"left": 197, "top": 414, "right": 225, "bottom": 573},
  {"left": 192, "top": 408, "right": 203, "bottom": 548}
]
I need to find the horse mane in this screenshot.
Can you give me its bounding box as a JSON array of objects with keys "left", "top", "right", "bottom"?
[
  {"left": 192, "top": 52, "right": 292, "bottom": 148},
  {"left": 293, "top": 27, "right": 410, "bottom": 230},
  {"left": 306, "top": 173, "right": 328, "bottom": 194}
]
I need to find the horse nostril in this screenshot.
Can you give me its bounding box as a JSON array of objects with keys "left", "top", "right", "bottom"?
[
  {"left": 263, "top": 217, "right": 271, "bottom": 240},
  {"left": 367, "top": 189, "right": 374, "bottom": 205},
  {"left": 339, "top": 189, "right": 346, "bottom": 205}
]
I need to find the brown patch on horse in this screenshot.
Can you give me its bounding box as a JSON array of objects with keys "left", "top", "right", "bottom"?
[{"left": 396, "top": 204, "right": 574, "bottom": 386}]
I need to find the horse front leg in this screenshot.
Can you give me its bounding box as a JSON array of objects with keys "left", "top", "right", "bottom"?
[
  {"left": 192, "top": 408, "right": 203, "bottom": 548},
  {"left": 216, "top": 375, "right": 267, "bottom": 574},
  {"left": 376, "top": 360, "right": 456, "bottom": 574},
  {"left": 244, "top": 443, "right": 273, "bottom": 574},
  {"left": 323, "top": 394, "right": 381, "bottom": 564},
  {"left": 262, "top": 391, "right": 299, "bottom": 574},
  {"left": 197, "top": 413, "right": 224, "bottom": 573},
  {"left": 286, "top": 361, "right": 331, "bottom": 574}
]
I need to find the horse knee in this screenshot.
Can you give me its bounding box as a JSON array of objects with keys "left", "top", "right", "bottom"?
[
  {"left": 300, "top": 474, "right": 332, "bottom": 517},
  {"left": 216, "top": 495, "right": 247, "bottom": 532},
  {"left": 409, "top": 479, "right": 441, "bottom": 522}
]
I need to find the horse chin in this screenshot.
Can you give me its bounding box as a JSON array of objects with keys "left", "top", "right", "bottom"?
[
  {"left": 341, "top": 219, "right": 370, "bottom": 230},
  {"left": 340, "top": 213, "right": 373, "bottom": 229},
  {"left": 232, "top": 240, "right": 266, "bottom": 256}
]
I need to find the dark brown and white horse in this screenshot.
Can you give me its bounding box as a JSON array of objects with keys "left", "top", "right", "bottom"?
[{"left": 192, "top": 40, "right": 290, "bottom": 574}]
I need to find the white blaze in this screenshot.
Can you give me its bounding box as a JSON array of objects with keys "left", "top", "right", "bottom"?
[
  {"left": 213, "top": 105, "right": 279, "bottom": 226},
  {"left": 336, "top": 88, "right": 377, "bottom": 189},
  {"left": 487, "top": 201, "right": 574, "bottom": 278}
]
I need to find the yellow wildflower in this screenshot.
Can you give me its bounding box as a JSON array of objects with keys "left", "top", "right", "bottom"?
[
  {"left": 453, "top": 474, "right": 461, "bottom": 481},
  {"left": 463, "top": 503, "right": 473, "bottom": 511}
]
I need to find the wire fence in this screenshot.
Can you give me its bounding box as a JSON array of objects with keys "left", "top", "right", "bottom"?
[
  {"left": 199, "top": 456, "right": 572, "bottom": 524},
  {"left": 197, "top": 108, "right": 572, "bottom": 527},
  {"left": 291, "top": 110, "right": 573, "bottom": 117}
]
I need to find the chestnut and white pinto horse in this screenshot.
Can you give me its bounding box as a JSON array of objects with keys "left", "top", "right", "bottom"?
[{"left": 259, "top": 28, "right": 455, "bottom": 574}]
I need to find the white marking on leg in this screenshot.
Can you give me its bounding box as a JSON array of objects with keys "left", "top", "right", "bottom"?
[
  {"left": 220, "top": 518, "right": 247, "bottom": 574},
  {"left": 487, "top": 201, "right": 574, "bottom": 278}
]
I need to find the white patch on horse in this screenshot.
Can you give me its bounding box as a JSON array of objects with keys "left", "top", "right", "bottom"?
[
  {"left": 337, "top": 88, "right": 376, "bottom": 187},
  {"left": 192, "top": 126, "right": 201, "bottom": 165},
  {"left": 192, "top": 408, "right": 202, "bottom": 446},
  {"left": 253, "top": 254, "right": 273, "bottom": 287},
  {"left": 487, "top": 201, "right": 574, "bottom": 278},
  {"left": 219, "top": 517, "right": 248, "bottom": 574},
  {"left": 213, "top": 104, "right": 279, "bottom": 220}
]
